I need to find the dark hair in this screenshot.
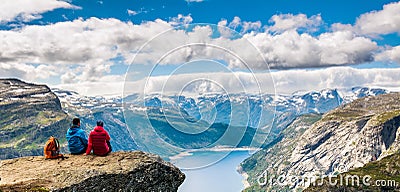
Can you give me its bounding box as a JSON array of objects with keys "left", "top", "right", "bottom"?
[
  {"left": 72, "top": 118, "right": 80, "bottom": 126},
  {"left": 96, "top": 120, "right": 104, "bottom": 127}
]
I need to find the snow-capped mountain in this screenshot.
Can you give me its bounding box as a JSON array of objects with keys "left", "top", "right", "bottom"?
[
  {"left": 53, "top": 88, "right": 123, "bottom": 112},
  {"left": 52, "top": 86, "right": 389, "bottom": 154},
  {"left": 125, "top": 87, "right": 388, "bottom": 129},
  {"left": 342, "top": 86, "right": 388, "bottom": 103},
  {"left": 54, "top": 86, "right": 389, "bottom": 131}
]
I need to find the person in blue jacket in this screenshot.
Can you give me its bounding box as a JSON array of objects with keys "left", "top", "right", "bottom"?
[{"left": 66, "top": 118, "right": 88, "bottom": 154}]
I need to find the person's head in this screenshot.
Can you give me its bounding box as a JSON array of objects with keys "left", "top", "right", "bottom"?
[
  {"left": 72, "top": 118, "right": 80, "bottom": 126},
  {"left": 96, "top": 120, "right": 104, "bottom": 127}
]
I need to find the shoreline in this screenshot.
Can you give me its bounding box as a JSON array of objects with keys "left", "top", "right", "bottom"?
[
  {"left": 237, "top": 163, "right": 251, "bottom": 190},
  {"left": 241, "top": 172, "right": 250, "bottom": 189},
  {"left": 169, "top": 146, "right": 259, "bottom": 161}
]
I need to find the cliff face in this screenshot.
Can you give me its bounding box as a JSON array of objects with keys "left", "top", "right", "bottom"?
[
  {"left": 0, "top": 79, "right": 69, "bottom": 160},
  {"left": 0, "top": 151, "right": 185, "bottom": 192},
  {"left": 241, "top": 93, "right": 400, "bottom": 191},
  {"left": 241, "top": 113, "right": 322, "bottom": 191},
  {"left": 288, "top": 93, "right": 400, "bottom": 179}
]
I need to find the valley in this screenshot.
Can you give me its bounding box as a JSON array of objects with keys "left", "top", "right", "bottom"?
[{"left": 1, "top": 78, "right": 399, "bottom": 192}]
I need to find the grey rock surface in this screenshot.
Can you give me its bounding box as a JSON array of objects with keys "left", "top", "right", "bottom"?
[{"left": 0, "top": 151, "right": 185, "bottom": 192}]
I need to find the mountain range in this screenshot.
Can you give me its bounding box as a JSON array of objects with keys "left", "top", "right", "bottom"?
[
  {"left": 53, "top": 84, "right": 388, "bottom": 158},
  {"left": 1, "top": 78, "right": 398, "bottom": 192}
]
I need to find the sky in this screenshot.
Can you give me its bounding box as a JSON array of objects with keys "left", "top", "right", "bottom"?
[{"left": 0, "top": 0, "right": 399, "bottom": 96}]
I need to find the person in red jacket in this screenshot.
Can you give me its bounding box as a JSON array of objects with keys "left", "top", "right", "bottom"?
[{"left": 85, "top": 120, "right": 112, "bottom": 156}]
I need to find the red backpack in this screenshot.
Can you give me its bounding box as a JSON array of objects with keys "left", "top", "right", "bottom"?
[{"left": 44, "top": 136, "right": 65, "bottom": 159}]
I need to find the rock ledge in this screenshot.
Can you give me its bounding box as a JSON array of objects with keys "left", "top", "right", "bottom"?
[{"left": 0, "top": 151, "right": 185, "bottom": 192}]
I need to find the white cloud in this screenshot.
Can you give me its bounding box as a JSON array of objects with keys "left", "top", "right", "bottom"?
[
  {"left": 267, "top": 13, "right": 323, "bottom": 33},
  {"left": 1, "top": 7, "right": 399, "bottom": 96},
  {"left": 214, "top": 16, "right": 376, "bottom": 69},
  {"left": 0, "top": 15, "right": 381, "bottom": 87},
  {"left": 241, "top": 20, "right": 262, "bottom": 33},
  {"left": 240, "top": 30, "right": 377, "bottom": 69},
  {"left": 271, "top": 67, "right": 400, "bottom": 94},
  {"left": 61, "top": 72, "right": 76, "bottom": 84},
  {"left": 224, "top": 16, "right": 262, "bottom": 34},
  {"left": 0, "top": 0, "right": 79, "bottom": 23},
  {"left": 332, "top": 1, "right": 400, "bottom": 37},
  {"left": 354, "top": 1, "right": 400, "bottom": 36},
  {"left": 331, "top": 23, "right": 354, "bottom": 32},
  {"left": 185, "top": 0, "right": 204, "bottom": 2},
  {"left": 120, "top": 67, "right": 400, "bottom": 97},
  {"left": 58, "top": 75, "right": 126, "bottom": 96},
  {"left": 169, "top": 14, "right": 193, "bottom": 26},
  {"left": 228, "top": 16, "right": 242, "bottom": 29},
  {"left": 217, "top": 19, "right": 232, "bottom": 38},
  {"left": 0, "top": 17, "right": 173, "bottom": 82},
  {"left": 375, "top": 46, "right": 400, "bottom": 64},
  {"left": 0, "top": 62, "right": 59, "bottom": 81},
  {"left": 127, "top": 9, "right": 138, "bottom": 16}
]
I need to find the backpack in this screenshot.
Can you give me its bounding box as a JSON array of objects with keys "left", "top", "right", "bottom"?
[{"left": 44, "top": 136, "right": 65, "bottom": 159}]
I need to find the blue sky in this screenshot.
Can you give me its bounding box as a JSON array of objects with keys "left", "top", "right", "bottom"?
[
  {"left": 29, "top": 0, "right": 396, "bottom": 30},
  {"left": 0, "top": 0, "right": 399, "bottom": 96},
  {"left": 21, "top": 0, "right": 399, "bottom": 46}
]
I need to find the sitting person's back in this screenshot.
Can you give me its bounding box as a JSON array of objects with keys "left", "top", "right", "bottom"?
[
  {"left": 66, "top": 118, "right": 88, "bottom": 154},
  {"left": 86, "top": 121, "right": 112, "bottom": 156}
]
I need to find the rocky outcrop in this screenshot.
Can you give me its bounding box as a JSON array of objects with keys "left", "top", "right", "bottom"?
[
  {"left": 287, "top": 93, "right": 400, "bottom": 181},
  {"left": 0, "top": 79, "right": 69, "bottom": 160},
  {"left": 0, "top": 151, "right": 185, "bottom": 192},
  {"left": 0, "top": 79, "right": 62, "bottom": 112}
]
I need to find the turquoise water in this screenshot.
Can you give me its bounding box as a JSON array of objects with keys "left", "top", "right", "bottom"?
[{"left": 174, "top": 150, "right": 252, "bottom": 192}]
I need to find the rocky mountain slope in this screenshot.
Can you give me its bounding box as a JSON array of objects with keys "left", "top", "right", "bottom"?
[
  {"left": 241, "top": 93, "right": 400, "bottom": 191},
  {"left": 0, "top": 79, "right": 69, "bottom": 160},
  {"left": 241, "top": 113, "right": 322, "bottom": 191},
  {"left": 0, "top": 151, "right": 185, "bottom": 192}
]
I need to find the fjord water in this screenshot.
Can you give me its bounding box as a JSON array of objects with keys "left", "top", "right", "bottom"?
[{"left": 174, "top": 150, "right": 252, "bottom": 192}]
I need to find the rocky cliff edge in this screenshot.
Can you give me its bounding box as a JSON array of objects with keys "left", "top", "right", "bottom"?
[{"left": 0, "top": 151, "right": 185, "bottom": 192}]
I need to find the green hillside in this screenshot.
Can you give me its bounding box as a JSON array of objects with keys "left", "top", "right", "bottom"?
[{"left": 0, "top": 79, "right": 70, "bottom": 159}]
